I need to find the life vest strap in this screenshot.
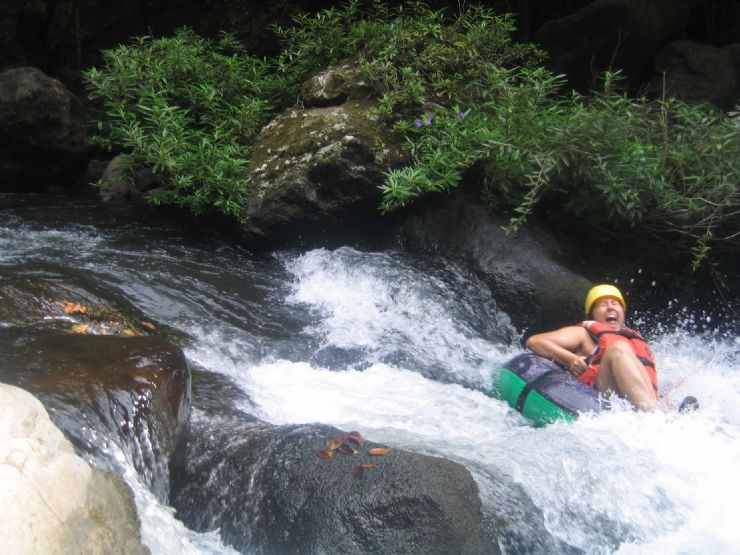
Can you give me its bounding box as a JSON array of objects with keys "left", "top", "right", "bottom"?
[{"left": 591, "top": 329, "right": 646, "bottom": 343}]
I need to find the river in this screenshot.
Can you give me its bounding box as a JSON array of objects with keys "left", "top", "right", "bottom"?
[{"left": 1, "top": 192, "right": 739, "bottom": 554}]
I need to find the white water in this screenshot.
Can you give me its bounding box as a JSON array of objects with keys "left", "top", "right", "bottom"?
[
  {"left": 2, "top": 197, "right": 739, "bottom": 554},
  {"left": 223, "top": 248, "right": 740, "bottom": 555}
]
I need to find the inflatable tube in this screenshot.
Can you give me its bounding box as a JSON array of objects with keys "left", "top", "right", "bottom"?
[{"left": 490, "top": 353, "right": 609, "bottom": 426}]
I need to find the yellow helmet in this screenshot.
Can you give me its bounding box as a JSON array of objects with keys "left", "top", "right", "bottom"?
[{"left": 585, "top": 284, "right": 625, "bottom": 318}]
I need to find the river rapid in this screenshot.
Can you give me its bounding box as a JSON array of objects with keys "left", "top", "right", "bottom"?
[{"left": 1, "top": 192, "right": 739, "bottom": 555}]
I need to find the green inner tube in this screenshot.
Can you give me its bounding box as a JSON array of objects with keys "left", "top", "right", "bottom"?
[{"left": 491, "top": 353, "right": 607, "bottom": 426}]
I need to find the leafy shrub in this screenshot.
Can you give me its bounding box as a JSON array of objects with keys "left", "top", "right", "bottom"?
[
  {"left": 83, "top": 2, "right": 739, "bottom": 267},
  {"left": 83, "top": 28, "right": 289, "bottom": 217},
  {"left": 381, "top": 67, "right": 740, "bottom": 266}
]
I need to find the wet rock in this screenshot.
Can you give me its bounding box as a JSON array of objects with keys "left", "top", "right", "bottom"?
[
  {"left": 535, "top": 0, "right": 690, "bottom": 90},
  {"left": 395, "top": 186, "right": 592, "bottom": 334},
  {"left": 0, "top": 330, "right": 191, "bottom": 500},
  {"left": 0, "top": 383, "right": 148, "bottom": 555},
  {"left": 0, "top": 272, "right": 160, "bottom": 337},
  {"left": 0, "top": 66, "right": 88, "bottom": 191},
  {"left": 647, "top": 40, "right": 740, "bottom": 111},
  {"left": 96, "top": 154, "right": 158, "bottom": 203},
  {"left": 234, "top": 63, "right": 407, "bottom": 248},
  {"left": 171, "top": 378, "right": 491, "bottom": 555}
]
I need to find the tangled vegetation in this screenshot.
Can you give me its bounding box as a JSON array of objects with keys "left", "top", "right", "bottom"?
[
  {"left": 83, "top": 29, "right": 289, "bottom": 217},
  {"left": 83, "top": 1, "right": 739, "bottom": 266}
]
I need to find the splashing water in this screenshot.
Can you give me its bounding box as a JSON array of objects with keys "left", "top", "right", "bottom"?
[{"left": 2, "top": 195, "right": 739, "bottom": 554}]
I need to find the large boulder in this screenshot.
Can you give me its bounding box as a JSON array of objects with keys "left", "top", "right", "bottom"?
[
  {"left": 171, "top": 373, "right": 491, "bottom": 555},
  {"left": 0, "top": 66, "right": 88, "bottom": 191},
  {"left": 647, "top": 40, "right": 740, "bottom": 111},
  {"left": 535, "top": 0, "right": 690, "bottom": 90},
  {"left": 0, "top": 330, "right": 191, "bottom": 500},
  {"left": 395, "top": 186, "right": 593, "bottom": 334},
  {"left": 234, "top": 61, "right": 407, "bottom": 247},
  {"left": 0, "top": 383, "right": 148, "bottom": 554}
]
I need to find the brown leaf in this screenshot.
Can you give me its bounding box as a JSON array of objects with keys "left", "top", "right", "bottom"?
[
  {"left": 63, "top": 302, "right": 87, "bottom": 314},
  {"left": 345, "top": 431, "right": 368, "bottom": 446},
  {"left": 140, "top": 321, "right": 157, "bottom": 331},
  {"left": 351, "top": 466, "right": 364, "bottom": 479},
  {"left": 122, "top": 328, "right": 139, "bottom": 337},
  {"left": 359, "top": 463, "right": 375, "bottom": 470},
  {"left": 70, "top": 324, "right": 88, "bottom": 334},
  {"left": 325, "top": 438, "right": 343, "bottom": 451},
  {"left": 367, "top": 447, "right": 391, "bottom": 456},
  {"left": 318, "top": 450, "right": 333, "bottom": 460},
  {"left": 337, "top": 444, "right": 358, "bottom": 456}
]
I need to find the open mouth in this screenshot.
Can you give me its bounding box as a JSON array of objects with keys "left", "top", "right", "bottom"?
[{"left": 606, "top": 315, "right": 618, "bottom": 325}]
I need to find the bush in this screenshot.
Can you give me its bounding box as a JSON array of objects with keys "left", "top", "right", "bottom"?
[
  {"left": 83, "top": 28, "right": 289, "bottom": 218},
  {"left": 381, "top": 68, "right": 740, "bottom": 267},
  {"left": 83, "top": 2, "right": 739, "bottom": 267}
]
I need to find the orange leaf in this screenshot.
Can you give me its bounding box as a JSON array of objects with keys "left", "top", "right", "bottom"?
[
  {"left": 140, "top": 321, "right": 157, "bottom": 331},
  {"left": 122, "top": 328, "right": 139, "bottom": 337},
  {"left": 63, "top": 302, "right": 86, "bottom": 314},
  {"left": 71, "top": 324, "right": 88, "bottom": 334},
  {"left": 337, "top": 444, "right": 358, "bottom": 456},
  {"left": 346, "top": 431, "right": 368, "bottom": 446},
  {"left": 318, "top": 450, "right": 333, "bottom": 460},
  {"left": 325, "top": 438, "right": 342, "bottom": 451},
  {"left": 367, "top": 447, "right": 391, "bottom": 456},
  {"left": 359, "top": 463, "right": 375, "bottom": 470}
]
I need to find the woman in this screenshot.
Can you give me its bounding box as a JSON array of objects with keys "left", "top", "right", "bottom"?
[{"left": 525, "top": 284, "right": 658, "bottom": 411}]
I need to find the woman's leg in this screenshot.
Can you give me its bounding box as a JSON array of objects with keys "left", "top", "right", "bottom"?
[{"left": 594, "top": 341, "right": 657, "bottom": 411}]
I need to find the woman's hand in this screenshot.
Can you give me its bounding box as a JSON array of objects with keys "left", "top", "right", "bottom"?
[{"left": 568, "top": 356, "right": 589, "bottom": 376}]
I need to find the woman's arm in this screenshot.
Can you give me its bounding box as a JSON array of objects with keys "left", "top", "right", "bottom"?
[{"left": 525, "top": 325, "right": 591, "bottom": 376}]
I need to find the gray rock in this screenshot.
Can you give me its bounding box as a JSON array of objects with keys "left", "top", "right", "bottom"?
[
  {"left": 0, "top": 296, "right": 191, "bottom": 501},
  {"left": 0, "top": 383, "right": 148, "bottom": 555},
  {"left": 0, "top": 66, "right": 88, "bottom": 190},
  {"left": 648, "top": 40, "right": 740, "bottom": 111},
  {"left": 396, "top": 186, "right": 593, "bottom": 333},
  {"left": 172, "top": 407, "right": 491, "bottom": 555},
  {"left": 236, "top": 63, "right": 407, "bottom": 246}
]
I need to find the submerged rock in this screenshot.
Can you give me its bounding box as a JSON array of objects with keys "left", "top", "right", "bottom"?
[
  {"left": 0, "top": 272, "right": 160, "bottom": 337},
  {"left": 171, "top": 373, "right": 492, "bottom": 555},
  {"left": 0, "top": 383, "right": 148, "bottom": 554}
]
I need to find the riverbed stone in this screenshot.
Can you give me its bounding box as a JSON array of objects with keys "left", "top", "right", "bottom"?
[
  {"left": 0, "top": 66, "right": 88, "bottom": 191},
  {"left": 0, "top": 382, "right": 148, "bottom": 554},
  {"left": 171, "top": 375, "right": 493, "bottom": 555},
  {"left": 395, "top": 185, "right": 593, "bottom": 334},
  {"left": 0, "top": 330, "right": 191, "bottom": 500},
  {"left": 0, "top": 272, "right": 161, "bottom": 337}
]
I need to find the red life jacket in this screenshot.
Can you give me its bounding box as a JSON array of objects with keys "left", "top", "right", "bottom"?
[{"left": 581, "top": 322, "right": 658, "bottom": 391}]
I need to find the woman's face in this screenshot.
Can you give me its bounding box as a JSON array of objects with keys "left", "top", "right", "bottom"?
[{"left": 590, "top": 296, "right": 625, "bottom": 329}]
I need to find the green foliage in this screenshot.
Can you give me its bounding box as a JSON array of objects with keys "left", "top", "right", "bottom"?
[
  {"left": 379, "top": 33, "right": 740, "bottom": 268},
  {"left": 83, "top": 28, "right": 288, "bottom": 218},
  {"left": 82, "top": 3, "right": 740, "bottom": 267}
]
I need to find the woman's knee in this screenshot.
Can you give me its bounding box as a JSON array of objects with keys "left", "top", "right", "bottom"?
[{"left": 603, "top": 340, "right": 634, "bottom": 359}]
